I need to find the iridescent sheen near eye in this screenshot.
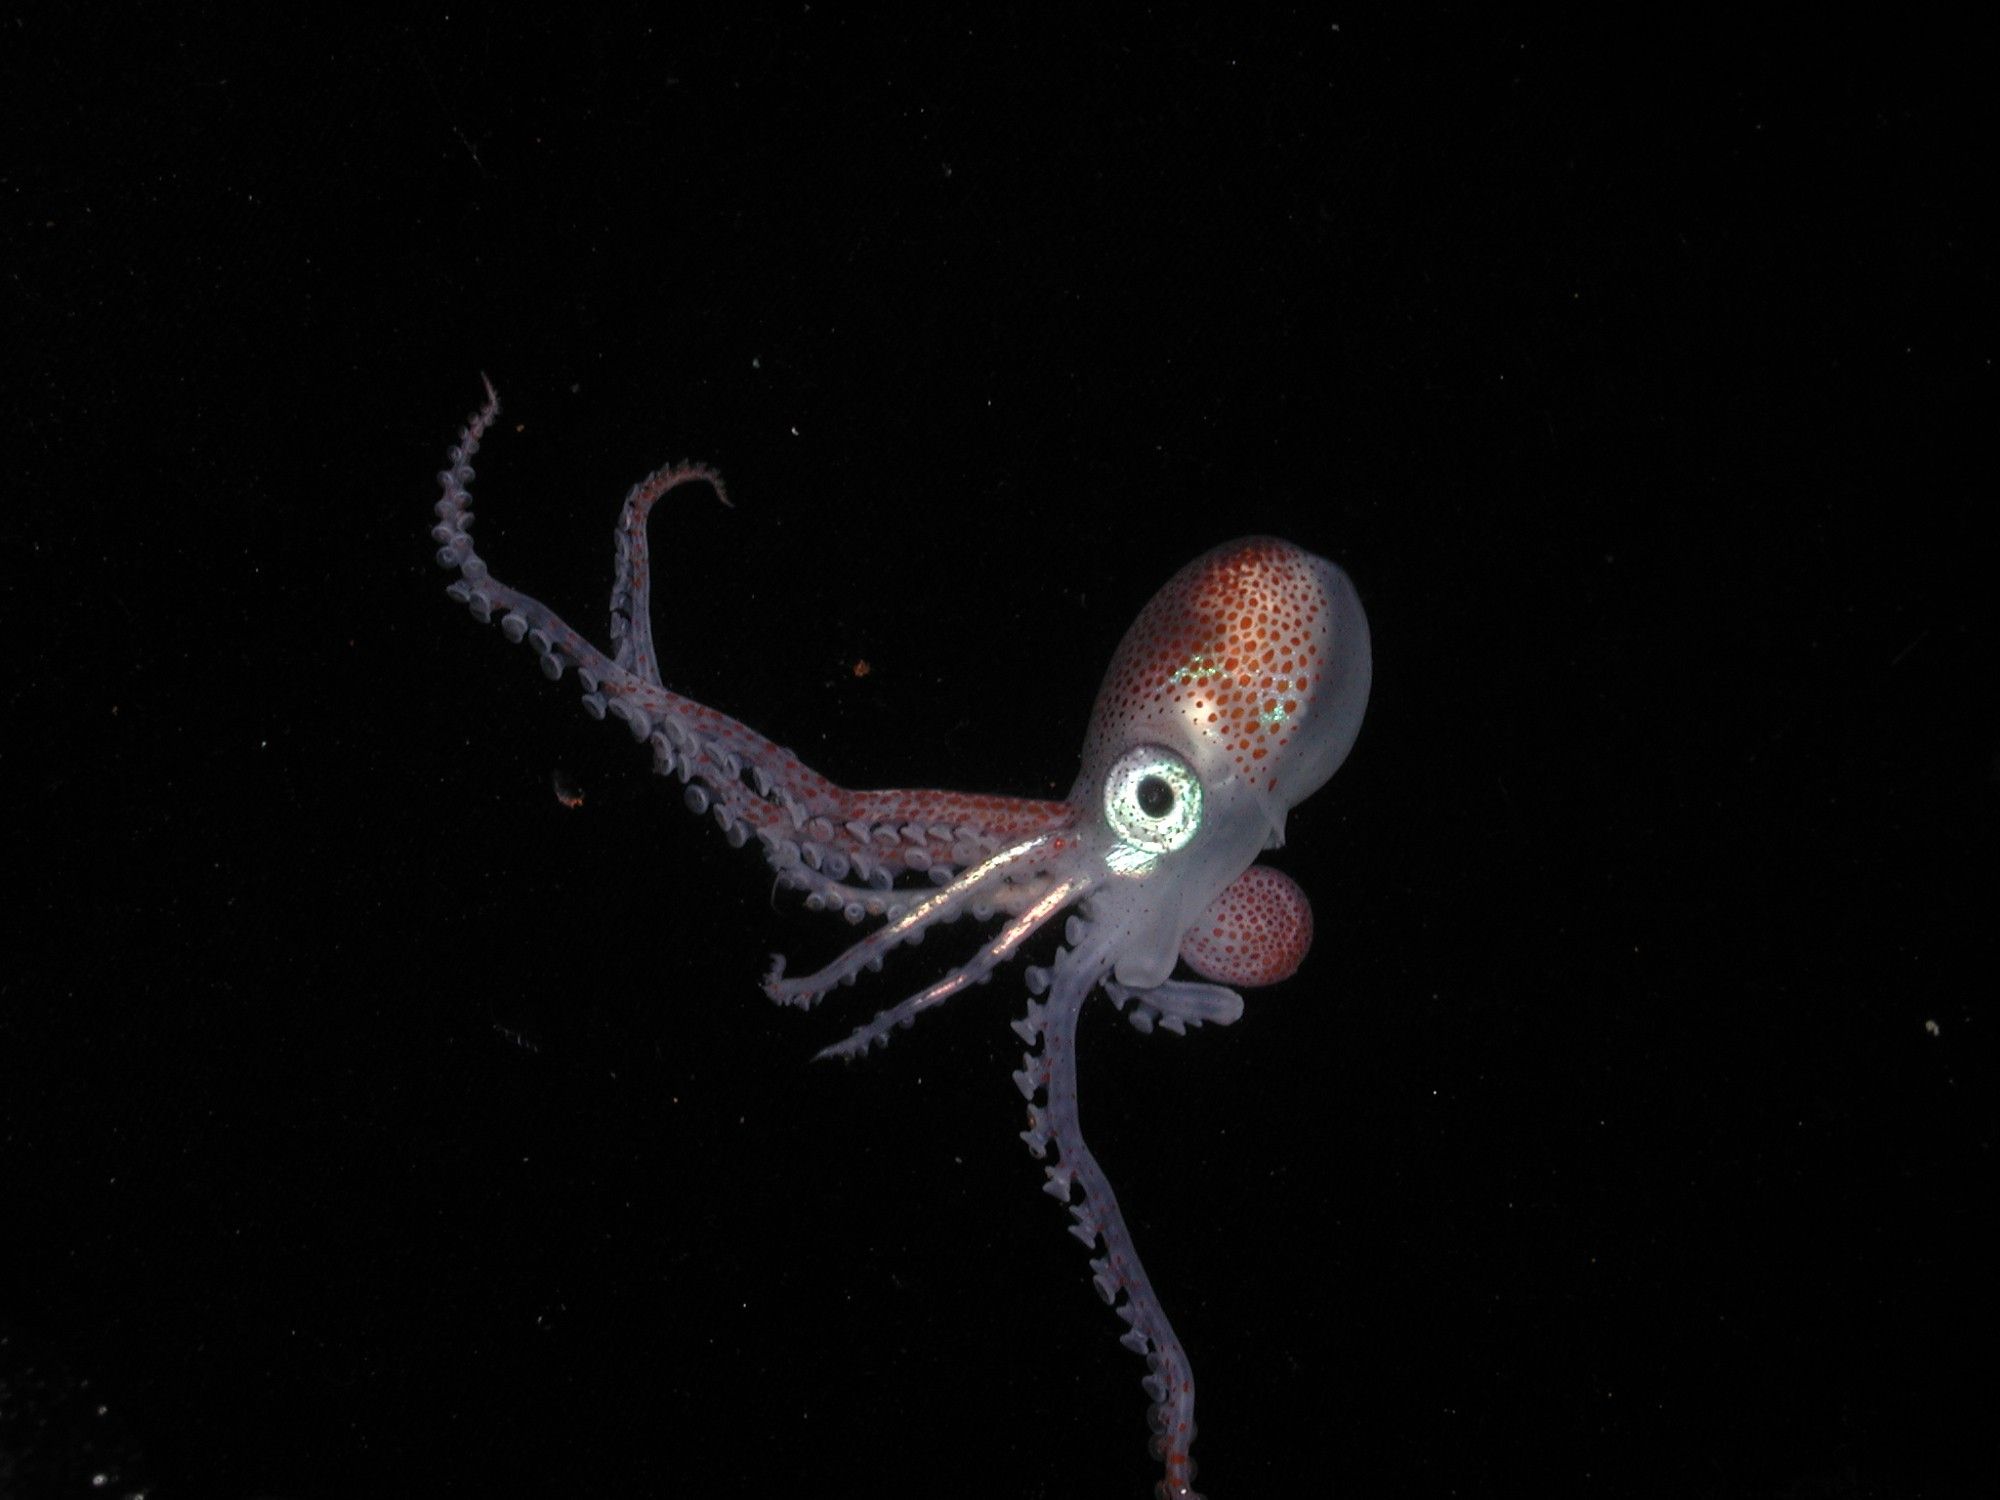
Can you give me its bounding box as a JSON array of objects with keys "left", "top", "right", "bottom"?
[{"left": 1103, "top": 745, "right": 1203, "bottom": 871}]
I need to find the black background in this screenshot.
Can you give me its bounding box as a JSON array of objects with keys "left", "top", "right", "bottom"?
[{"left": 5, "top": 12, "right": 1990, "bottom": 1499}]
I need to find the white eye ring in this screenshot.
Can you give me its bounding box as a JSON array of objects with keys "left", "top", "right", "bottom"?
[{"left": 1103, "top": 745, "right": 1203, "bottom": 856}]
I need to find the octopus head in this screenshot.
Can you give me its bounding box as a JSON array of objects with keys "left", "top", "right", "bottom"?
[{"left": 1068, "top": 537, "right": 1372, "bottom": 991}]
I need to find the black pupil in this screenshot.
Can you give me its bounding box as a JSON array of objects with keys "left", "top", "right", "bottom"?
[{"left": 1136, "top": 775, "right": 1174, "bottom": 817}]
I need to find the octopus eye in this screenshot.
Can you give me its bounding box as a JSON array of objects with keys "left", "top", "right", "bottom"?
[{"left": 1104, "top": 746, "right": 1203, "bottom": 858}]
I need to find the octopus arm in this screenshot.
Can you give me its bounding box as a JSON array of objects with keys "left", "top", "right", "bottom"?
[{"left": 433, "top": 379, "right": 1071, "bottom": 889}]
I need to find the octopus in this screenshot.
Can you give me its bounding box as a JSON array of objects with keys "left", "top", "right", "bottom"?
[{"left": 431, "top": 378, "right": 1372, "bottom": 1497}]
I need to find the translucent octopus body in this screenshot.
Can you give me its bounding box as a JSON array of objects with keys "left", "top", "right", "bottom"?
[{"left": 432, "top": 380, "right": 1372, "bottom": 1498}]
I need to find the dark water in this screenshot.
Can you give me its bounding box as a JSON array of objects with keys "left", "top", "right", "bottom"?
[{"left": 7, "top": 13, "right": 1987, "bottom": 1498}]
